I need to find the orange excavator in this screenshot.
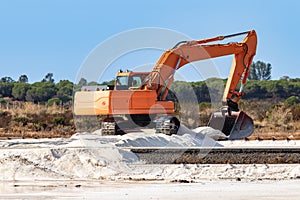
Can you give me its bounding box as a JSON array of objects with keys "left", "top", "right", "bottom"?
[{"left": 74, "top": 30, "right": 257, "bottom": 139}]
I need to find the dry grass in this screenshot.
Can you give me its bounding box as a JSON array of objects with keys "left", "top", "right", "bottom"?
[
  {"left": 247, "top": 122, "right": 300, "bottom": 140},
  {"left": 0, "top": 101, "right": 65, "bottom": 116},
  {"left": 0, "top": 102, "right": 75, "bottom": 138},
  {"left": 1, "top": 101, "right": 300, "bottom": 140},
  {"left": 179, "top": 101, "right": 300, "bottom": 140}
]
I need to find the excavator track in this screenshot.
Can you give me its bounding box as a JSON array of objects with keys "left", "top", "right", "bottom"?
[{"left": 101, "top": 115, "right": 180, "bottom": 135}]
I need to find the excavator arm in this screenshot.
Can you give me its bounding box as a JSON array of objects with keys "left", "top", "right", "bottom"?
[
  {"left": 146, "top": 30, "right": 257, "bottom": 111},
  {"left": 145, "top": 30, "right": 257, "bottom": 139}
]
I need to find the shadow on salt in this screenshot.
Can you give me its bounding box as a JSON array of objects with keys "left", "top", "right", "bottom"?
[{"left": 115, "top": 125, "right": 223, "bottom": 148}]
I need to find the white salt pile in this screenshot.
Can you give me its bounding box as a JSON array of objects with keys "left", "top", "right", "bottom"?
[
  {"left": 115, "top": 125, "right": 221, "bottom": 147},
  {"left": 0, "top": 125, "right": 299, "bottom": 181}
]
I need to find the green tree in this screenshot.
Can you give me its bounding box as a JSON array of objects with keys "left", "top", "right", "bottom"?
[
  {"left": 100, "top": 79, "right": 115, "bottom": 85},
  {"left": 47, "top": 98, "right": 61, "bottom": 106},
  {"left": 284, "top": 96, "right": 300, "bottom": 107},
  {"left": 265, "top": 80, "right": 285, "bottom": 98},
  {"left": 248, "top": 61, "right": 272, "bottom": 80},
  {"left": 26, "top": 82, "right": 57, "bottom": 102},
  {"left": 243, "top": 80, "right": 267, "bottom": 99},
  {"left": 78, "top": 78, "right": 87, "bottom": 86},
  {"left": 0, "top": 82, "right": 14, "bottom": 98},
  {"left": 205, "top": 78, "right": 224, "bottom": 105},
  {"left": 18, "top": 75, "right": 29, "bottom": 83},
  {"left": 12, "top": 83, "right": 31, "bottom": 101},
  {"left": 280, "top": 76, "right": 290, "bottom": 80},
  {"left": 0, "top": 76, "right": 14, "bottom": 83},
  {"left": 191, "top": 81, "right": 210, "bottom": 102},
  {"left": 56, "top": 80, "right": 73, "bottom": 103},
  {"left": 42, "top": 73, "right": 54, "bottom": 83},
  {"left": 171, "top": 81, "right": 195, "bottom": 102},
  {"left": 74, "top": 77, "right": 88, "bottom": 91}
]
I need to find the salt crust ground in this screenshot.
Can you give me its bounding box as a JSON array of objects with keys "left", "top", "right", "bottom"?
[
  {"left": 1, "top": 180, "right": 300, "bottom": 200},
  {"left": 0, "top": 125, "right": 300, "bottom": 183},
  {"left": 1, "top": 126, "right": 300, "bottom": 199}
]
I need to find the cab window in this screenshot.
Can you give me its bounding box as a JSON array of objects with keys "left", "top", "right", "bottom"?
[
  {"left": 116, "top": 76, "right": 129, "bottom": 90},
  {"left": 116, "top": 76, "right": 128, "bottom": 85},
  {"left": 131, "top": 76, "right": 142, "bottom": 86}
]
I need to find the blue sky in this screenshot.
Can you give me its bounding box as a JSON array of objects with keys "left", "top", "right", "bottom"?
[{"left": 0, "top": 0, "right": 299, "bottom": 83}]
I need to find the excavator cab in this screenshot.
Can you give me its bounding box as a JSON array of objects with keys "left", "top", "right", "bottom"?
[{"left": 115, "top": 71, "right": 150, "bottom": 90}]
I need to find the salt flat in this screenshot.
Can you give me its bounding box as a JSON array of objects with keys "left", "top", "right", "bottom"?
[
  {"left": 1, "top": 180, "right": 300, "bottom": 200},
  {"left": 1, "top": 125, "right": 300, "bottom": 199}
]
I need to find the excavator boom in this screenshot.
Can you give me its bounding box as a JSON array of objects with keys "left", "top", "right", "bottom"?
[{"left": 146, "top": 30, "right": 257, "bottom": 107}]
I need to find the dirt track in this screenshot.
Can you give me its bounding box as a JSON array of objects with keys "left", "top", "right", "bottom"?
[{"left": 131, "top": 147, "right": 300, "bottom": 164}]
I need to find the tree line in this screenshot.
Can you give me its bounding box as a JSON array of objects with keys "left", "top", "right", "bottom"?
[
  {"left": 0, "top": 73, "right": 105, "bottom": 105},
  {"left": 1, "top": 61, "right": 297, "bottom": 105},
  {"left": 0, "top": 73, "right": 74, "bottom": 105},
  {"left": 170, "top": 77, "right": 300, "bottom": 103},
  {"left": 170, "top": 61, "right": 298, "bottom": 103}
]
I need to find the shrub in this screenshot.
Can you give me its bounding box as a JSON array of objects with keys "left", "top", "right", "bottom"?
[
  {"left": 31, "top": 123, "right": 41, "bottom": 131},
  {"left": 291, "top": 104, "right": 300, "bottom": 121},
  {"left": 267, "top": 105, "right": 293, "bottom": 126},
  {"left": 13, "top": 116, "right": 29, "bottom": 126},
  {"left": 0, "top": 111, "right": 12, "bottom": 127},
  {"left": 47, "top": 98, "right": 61, "bottom": 107},
  {"left": 52, "top": 117, "right": 65, "bottom": 125},
  {"left": 284, "top": 96, "right": 300, "bottom": 107},
  {"left": 0, "top": 98, "right": 5, "bottom": 103},
  {"left": 39, "top": 121, "right": 48, "bottom": 130}
]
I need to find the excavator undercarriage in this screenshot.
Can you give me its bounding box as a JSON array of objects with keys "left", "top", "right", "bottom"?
[{"left": 100, "top": 114, "right": 180, "bottom": 136}]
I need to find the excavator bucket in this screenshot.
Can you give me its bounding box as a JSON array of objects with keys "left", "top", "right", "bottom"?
[{"left": 208, "top": 111, "right": 254, "bottom": 140}]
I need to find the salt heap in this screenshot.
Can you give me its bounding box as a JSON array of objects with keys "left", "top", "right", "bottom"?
[
  {"left": 115, "top": 125, "right": 222, "bottom": 147},
  {"left": 0, "top": 125, "right": 221, "bottom": 181}
]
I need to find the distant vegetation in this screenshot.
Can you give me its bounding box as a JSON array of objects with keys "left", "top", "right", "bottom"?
[
  {"left": 0, "top": 73, "right": 73, "bottom": 105},
  {"left": 0, "top": 61, "right": 298, "bottom": 107},
  {"left": 0, "top": 61, "right": 291, "bottom": 104},
  {"left": 1, "top": 61, "right": 300, "bottom": 138},
  {"left": 170, "top": 77, "right": 300, "bottom": 102}
]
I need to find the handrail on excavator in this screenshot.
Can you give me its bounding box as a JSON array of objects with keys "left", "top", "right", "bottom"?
[{"left": 173, "top": 30, "right": 251, "bottom": 48}]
